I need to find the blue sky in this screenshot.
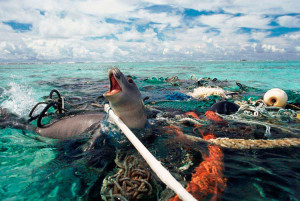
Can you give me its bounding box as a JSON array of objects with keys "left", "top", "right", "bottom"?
[{"left": 0, "top": 0, "right": 299, "bottom": 62}]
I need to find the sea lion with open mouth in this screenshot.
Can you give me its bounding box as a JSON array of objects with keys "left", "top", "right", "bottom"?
[
  {"left": 103, "top": 68, "right": 147, "bottom": 129},
  {"left": 0, "top": 68, "right": 147, "bottom": 139}
]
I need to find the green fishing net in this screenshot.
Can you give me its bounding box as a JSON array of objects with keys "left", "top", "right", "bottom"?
[
  {"left": 149, "top": 96, "right": 222, "bottom": 112},
  {"left": 144, "top": 77, "right": 166, "bottom": 84}
]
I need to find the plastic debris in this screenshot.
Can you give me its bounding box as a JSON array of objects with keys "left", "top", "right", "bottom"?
[
  {"left": 166, "top": 92, "right": 191, "bottom": 101},
  {"left": 187, "top": 87, "right": 228, "bottom": 99}
]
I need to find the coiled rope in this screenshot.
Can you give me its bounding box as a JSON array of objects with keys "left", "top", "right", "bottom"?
[{"left": 101, "top": 154, "right": 153, "bottom": 200}]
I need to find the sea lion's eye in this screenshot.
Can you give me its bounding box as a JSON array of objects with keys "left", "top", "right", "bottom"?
[{"left": 128, "top": 78, "right": 134, "bottom": 83}]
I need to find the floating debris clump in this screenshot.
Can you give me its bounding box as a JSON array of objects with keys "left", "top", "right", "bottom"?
[{"left": 101, "top": 154, "right": 153, "bottom": 201}]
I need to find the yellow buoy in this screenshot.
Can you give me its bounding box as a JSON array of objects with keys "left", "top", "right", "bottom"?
[
  {"left": 297, "top": 113, "right": 300, "bottom": 120},
  {"left": 263, "top": 88, "right": 288, "bottom": 108}
]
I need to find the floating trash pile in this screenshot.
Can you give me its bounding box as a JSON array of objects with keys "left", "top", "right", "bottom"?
[
  {"left": 104, "top": 75, "right": 299, "bottom": 200},
  {"left": 1, "top": 73, "right": 299, "bottom": 201}
]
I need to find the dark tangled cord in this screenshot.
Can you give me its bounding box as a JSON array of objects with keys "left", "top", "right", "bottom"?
[
  {"left": 101, "top": 154, "right": 153, "bottom": 200},
  {"left": 28, "top": 89, "right": 64, "bottom": 127}
]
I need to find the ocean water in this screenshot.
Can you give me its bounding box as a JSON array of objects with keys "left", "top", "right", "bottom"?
[{"left": 0, "top": 61, "right": 299, "bottom": 200}]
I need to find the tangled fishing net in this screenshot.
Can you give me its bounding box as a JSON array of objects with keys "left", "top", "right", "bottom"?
[
  {"left": 101, "top": 154, "right": 153, "bottom": 201},
  {"left": 35, "top": 77, "right": 299, "bottom": 200},
  {"left": 149, "top": 96, "right": 222, "bottom": 113},
  {"left": 173, "top": 109, "right": 300, "bottom": 150},
  {"left": 219, "top": 98, "right": 300, "bottom": 136},
  {"left": 166, "top": 124, "right": 227, "bottom": 201},
  {"left": 234, "top": 99, "right": 297, "bottom": 120},
  {"left": 98, "top": 77, "right": 300, "bottom": 200}
]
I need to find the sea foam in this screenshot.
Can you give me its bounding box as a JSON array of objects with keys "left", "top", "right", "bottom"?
[{"left": 0, "top": 82, "right": 41, "bottom": 117}]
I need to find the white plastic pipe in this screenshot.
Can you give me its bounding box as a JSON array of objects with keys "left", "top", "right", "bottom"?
[{"left": 104, "top": 104, "right": 197, "bottom": 201}]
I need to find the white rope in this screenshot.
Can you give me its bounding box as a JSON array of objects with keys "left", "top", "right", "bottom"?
[
  {"left": 178, "top": 117, "right": 205, "bottom": 126},
  {"left": 104, "top": 104, "right": 196, "bottom": 201}
]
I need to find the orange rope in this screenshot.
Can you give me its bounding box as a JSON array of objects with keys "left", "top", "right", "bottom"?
[
  {"left": 205, "top": 111, "right": 228, "bottom": 125},
  {"left": 169, "top": 111, "right": 227, "bottom": 201}
]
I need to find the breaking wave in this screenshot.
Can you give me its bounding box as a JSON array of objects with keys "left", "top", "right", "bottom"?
[{"left": 0, "top": 82, "right": 41, "bottom": 117}]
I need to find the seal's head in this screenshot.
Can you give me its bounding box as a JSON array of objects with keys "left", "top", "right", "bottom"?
[{"left": 103, "top": 68, "right": 147, "bottom": 128}]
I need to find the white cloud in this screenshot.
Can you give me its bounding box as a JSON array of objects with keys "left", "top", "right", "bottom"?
[
  {"left": 262, "top": 44, "right": 285, "bottom": 53},
  {"left": 32, "top": 16, "right": 122, "bottom": 38},
  {"left": 285, "top": 33, "right": 300, "bottom": 40},
  {"left": 76, "top": 0, "right": 138, "bottom": 16},
  {"left": 229, "top": 15, "right": 272, "bottom": 29},
  {"left": 197, "top": 14, "right": 232, "bottom": 29},
  {"left": 277, "top": 16, "right": 300, "bottom": 28},
  {"left": 251, "top": 31, "right": 270, "bottom": 41},
  {"left": 224, "top": 0, "right": 300, "bottom": 15},
  {"left": 0, "top": 0, "right": 299, "bottom": 62},
  {"left": 143, "top": 0, "right": 300, "bottom": 15},
  {"left": 117, "top": 27, "right": 157, "bottom": 42},
  {"left": 131, "top": 9, "right": 182, "bottom": 27},
  {"left": 198, "top": 14, "right": 272, "bottom": 29}
]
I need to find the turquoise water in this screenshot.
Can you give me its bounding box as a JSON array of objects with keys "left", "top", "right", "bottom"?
[
  {"left": 1, "top": 61, "right": 300, "bottom": 89},
  {"left": 0, "top": 61, "right": 299, "bottom": 200}
]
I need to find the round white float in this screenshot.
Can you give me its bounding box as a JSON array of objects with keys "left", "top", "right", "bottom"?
[{"left": 263, "top": 88, "right": 288, "bottom": 108}]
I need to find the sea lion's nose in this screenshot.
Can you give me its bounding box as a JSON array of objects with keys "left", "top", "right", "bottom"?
[{"left": 113, "top": 68, "right": 121, "bottom": 79}]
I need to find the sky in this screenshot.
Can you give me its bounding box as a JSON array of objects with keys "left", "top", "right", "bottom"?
[{"left": 0, "top": 0, "right": 300, "bottom": 62}]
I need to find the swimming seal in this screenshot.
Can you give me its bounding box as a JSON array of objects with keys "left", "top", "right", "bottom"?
[
  {"left": 32, "top": 68, "right": 146, "bottom": 139},
  {"left": 209, "top": 101, "right": 240, "bottom": 115},
  {"left": 35, "top": 113, "right": 105, "bottom": 139}
]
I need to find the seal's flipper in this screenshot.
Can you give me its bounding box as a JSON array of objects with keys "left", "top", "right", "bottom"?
[{"left": 0, "top": 120, "right": 35, "bottom": 132}]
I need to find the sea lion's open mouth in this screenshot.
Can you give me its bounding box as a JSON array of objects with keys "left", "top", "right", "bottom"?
[{"left": 104, "top": 71, "right": 122, "bottom": 96}]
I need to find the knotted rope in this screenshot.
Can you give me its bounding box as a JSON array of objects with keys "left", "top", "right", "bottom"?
[{"left": 101, "top": 155, "right": 152, "bottom": 200}]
